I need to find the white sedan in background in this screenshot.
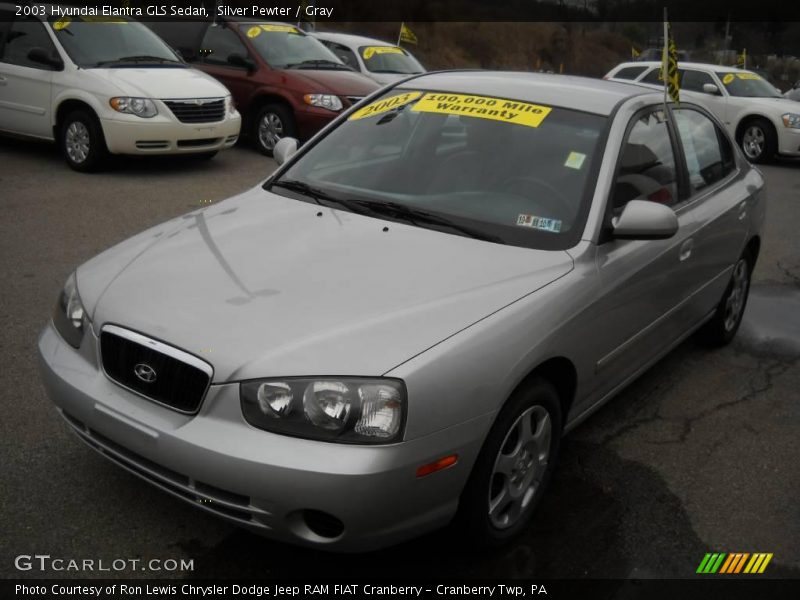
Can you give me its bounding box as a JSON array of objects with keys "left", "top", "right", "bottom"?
[
  {"left": 606, "top": 61, "right": 800, "bottom": 163},
  {"left": 311, "top": 31, "right": 425, "bottom": 85}
]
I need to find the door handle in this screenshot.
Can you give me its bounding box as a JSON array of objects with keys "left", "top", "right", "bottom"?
[
  {"left": 0, "top": 76, "right": 7, "bottom": 86},
  {"left": 679, "top": 239, "right": 694, "bottom": 262},
  {"left": 738, "top": 201, "right": 747, "bottom": 221}
]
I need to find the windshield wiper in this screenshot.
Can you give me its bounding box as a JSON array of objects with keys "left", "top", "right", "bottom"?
[
  {"left": 352, "top": 200, "right": 503, "bottom": 243},
  {"left": 285, "top": 59, "right": 352, "bottom": 70},
  {"left": 269, "top": 179, "right": 366, "bottom": 213},
  {"left": 92, "top": 55, "right": 180, "bottom": 67}
]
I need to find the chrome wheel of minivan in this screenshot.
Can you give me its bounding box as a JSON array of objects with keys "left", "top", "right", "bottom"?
[
  {"left": 254, "top": 103, "right": 297, "bottom": 157},
  {"left": 258, "top": 113, "right": 284, "bottom": 151},
  {"left": 65, "top": 122, "right": 90, "bottom": 164},
  {"left": 489, "top": 405, "right": 552, "bottom": 529},
  {"left": 723, "top": 258, "right": 749, "bottom": 332}
]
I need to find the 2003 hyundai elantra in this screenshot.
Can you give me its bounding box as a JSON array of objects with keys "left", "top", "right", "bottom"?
[{"left": 39, "top": 71, "right": 765, "bottom": 551}]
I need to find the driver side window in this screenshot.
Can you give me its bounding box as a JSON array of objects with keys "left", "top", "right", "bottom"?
[
  {"left": 200, "top": 25, "right": 247, "bottom": 66},
  {"left": 611, "top": 109, "right": 678, "bottom": 214}
]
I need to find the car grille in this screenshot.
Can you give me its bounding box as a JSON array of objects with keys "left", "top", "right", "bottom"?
[
  {"left": 100, "top": 325, "right": 212, "bottom": 414},
  {"left": 163, "top": 98, "right": 225, "bottom": 123}
]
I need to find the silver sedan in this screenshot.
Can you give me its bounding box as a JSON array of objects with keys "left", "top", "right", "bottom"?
[{"left": 39, "top": 72, "right": 765, "bottom": 551}]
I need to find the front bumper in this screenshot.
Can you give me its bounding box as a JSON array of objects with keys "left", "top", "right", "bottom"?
[
  {"left": 100, "top": 113, "right": 241, "bottom": 156},
  {"left": 777, "top": 125, "right": 800, "bottom": 156},
  {"left": 37, "top": 322, "right": 488, "bottom": 551}
]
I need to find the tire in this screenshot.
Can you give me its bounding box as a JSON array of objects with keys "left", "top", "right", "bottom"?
[
  {"left": 698, "top": 250, "right": 754, "bottom": 347},
  {"left": 738, "top": 118, "right": 777, "bottom": 164},
  {"left": 455, "top": 377, "right": 562, "bottom": 548},
  {"left": 253, "top": 103, "right": 296, "bottom": 156},
  {"left": 61, "top": 109, "right": 108, "bottom": 172}
]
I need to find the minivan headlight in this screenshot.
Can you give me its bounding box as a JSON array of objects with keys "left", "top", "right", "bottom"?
[
  {"left": 303, "top": 93, "right": 343, "bottom": 111},
  {"left": 53, "top": 272, "right": 88, "bottom": 349},
  {"left": 241, "top": 377, "right": 406, "bottom": 444},
  {"left": 109, "top": 97, "right": 158, "bottom": 118},
  {"left": 782, "top": 113, "right": 800, "bottom": 129},
  {"left": 225, "top": 95, "right": 237, "bottom": 116}
]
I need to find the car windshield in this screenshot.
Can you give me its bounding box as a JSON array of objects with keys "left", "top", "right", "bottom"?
[
  {"left": 269, "top": 89, "right": 607, "bottom": 250},
  {"left": 717, "top": 72, "right": 781, "bottom": 98},
  {"left": 48, "top": 17, "right": 182, "bottom": 68},
  {"left": 240, "top": 24, "right": 349, "bottom": 70},
  {"left": 358, "top": 46, "right": 424, "bottom": 74}
]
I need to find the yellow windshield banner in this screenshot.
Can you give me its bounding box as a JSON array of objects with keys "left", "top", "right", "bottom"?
[
  {"left": 349, "top": 91, "right": 422, "bottom": 120},
  {"left": 737, "top": 72, "right": 761, "bottom": 80},
  {"left": 362, "top": 46, "right": 404, "bottom": 60},
  {"left": 260, "top": 24, "right": 299, "bottom": 33},
  {"left": 411, "top": 93, "right": 552, "bottom": 128}
]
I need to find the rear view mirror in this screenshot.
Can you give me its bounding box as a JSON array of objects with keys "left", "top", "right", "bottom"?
[
  {"left": 27, "top": 47, "right": 63, "bottom": 70},
  {"left": 702, "top": 83, "right": 720, "bottom": 95},
  {"left": 273, "top": 137, "right": 299, "bottom": 166},
  {"left": 613, "top": 200, "right": 678, "bottom": 240},
  {"left": 227, "top": 53, "right": 255, "bottom": 71}
]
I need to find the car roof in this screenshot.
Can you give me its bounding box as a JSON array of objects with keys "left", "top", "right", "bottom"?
[
  {"left": 313, "top": 31, "right": 398, "bottom": 48},
  {"left": 403, "top": 71, "right": 652, "bottom": 116},
  {"left": 613, "top": 61, "right": 747, "bottom": 74}
]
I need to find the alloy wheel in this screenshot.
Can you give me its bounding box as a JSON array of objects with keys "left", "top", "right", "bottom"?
[
  {"left": 723, "top": 258, "right": 749, "bottom": 332},
  {"left": 742, "top": 126, "right": 765, "bottom": 160},
  {"left": 488, "top": 405, "right": 552, "bottom": 529},
  {"left": 258, "top": 113, "right": 284, "bottom": 151},
  {"left": 65, "top": 121, "right": 90, "bottom": 164}
]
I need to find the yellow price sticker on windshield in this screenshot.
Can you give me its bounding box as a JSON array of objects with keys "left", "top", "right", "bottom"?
[
  {"left": 349, "top": 91, "right": 422, "bottom": 120},
  {"left": 53, "top": 17, "right": 71, "bottom": 30},
  {"left": 362, "top": 46, "right": 404, "bottom": 60},
  {"left": 737, "top": 72, "right": 761, "bottom": 80},
  {"left": 260, "top": 24, "right": 299, "bottom": 34},
  {"left": 722, "top": 74, "right": 735, "bottom": 85},
  {"left": 412, "top": 93, "right": 552, "bottom": 129},
  {"left": 246, "top": 26, "right": 262, "bottom": 38}
]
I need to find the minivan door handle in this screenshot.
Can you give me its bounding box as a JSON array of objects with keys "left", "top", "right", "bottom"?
[
  {"left": 679, "top": 238, "right": 694, "bottom": 262},
  {"left": 738, "top": 201, "right": 747, "bottom": 221},
  {"left": 0, "top": 76, "right": 7, "bottom": 86}
]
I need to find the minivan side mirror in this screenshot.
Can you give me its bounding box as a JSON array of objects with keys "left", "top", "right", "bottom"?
[
  {"left": 273, "top": 137, "right": 299, "bottom": 166},
  {"left": 612, "top": 200, "right": 678, "bottom": 240},
  {"left": 27, "top": 47, "right": 63, "bottom": 70},
  {"left": 227, "top": 53, "right": 255, "bottom": 71},
  {"left": 702, "top": 83, "right": 720, "bottom": 95}
]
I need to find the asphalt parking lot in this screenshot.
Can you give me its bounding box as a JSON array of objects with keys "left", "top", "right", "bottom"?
[{"left": 1, "top": 137, "right": 798, "bottom": 580}]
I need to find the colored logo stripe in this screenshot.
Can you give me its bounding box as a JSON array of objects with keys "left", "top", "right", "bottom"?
[{"left": 698, "top": 553, "right": 773, "bottom": 574}]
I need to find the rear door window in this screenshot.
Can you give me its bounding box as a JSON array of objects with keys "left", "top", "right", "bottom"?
[{"left": 674, "top": 108, "right": 735, "bottom": 193}]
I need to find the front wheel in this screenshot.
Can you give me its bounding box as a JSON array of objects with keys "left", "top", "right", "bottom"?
[
  {"left": 253, "top": 103, "right": 296, "bottom": 156},
  {"left": 698, "top": 251, "right": 753, "bottom": 346},
  {"left": 738, "top": 118, "right": 776, "bottom": 164},
  {"left": 455, "top": 378, "right": 562, "bottom": 547},
  {"left": 61, "top": 109, "right": 108, "bottom": 172}
]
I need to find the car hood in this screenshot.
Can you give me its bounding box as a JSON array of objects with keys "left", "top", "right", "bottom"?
[
  {"left": 286, "top": 68, "right": 379, "bottom": 96},
  {"left": 366, "top": 72, "right": 417, "bottom": 85},
  {"left": 85, "top": 66, "right": 230, "bottom": 98},
  {"left": 78, "top": 188, "right": 573, "bottom": 383}
]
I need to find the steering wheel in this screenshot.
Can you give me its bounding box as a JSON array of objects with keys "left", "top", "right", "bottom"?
[{"left": 499, "top": 176, "right": 574, "bottom": 222}]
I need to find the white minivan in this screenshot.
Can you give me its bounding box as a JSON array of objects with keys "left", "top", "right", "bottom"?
[{"left": 0, "top": 5, "right": 241, "bottom": 171}]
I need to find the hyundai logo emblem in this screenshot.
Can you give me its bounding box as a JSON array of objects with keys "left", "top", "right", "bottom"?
[{"left": 133, "top": 363, "right": 157, "bottom": 383}]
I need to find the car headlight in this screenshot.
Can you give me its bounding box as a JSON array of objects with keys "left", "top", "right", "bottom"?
[
  {"left": 241, "top": 377, "right": 406, "bottom": 444},
  {"left": 225, "top": 95, "right": 237, "bottom": 116},
  {"left": 303, "top": 93, "right": 343, "bottom": 111},
  {"left": 52, "top": 272, "right": 88, "bottom": 349},
  {"left": 782, "top": 113, "right": 800, "bottom": 129},
  {"left": 109, "top": 97, "right": 158, "bottom": 118}
]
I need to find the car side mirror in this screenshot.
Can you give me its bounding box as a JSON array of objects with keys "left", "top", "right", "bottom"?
[
  {"left": 27, "top": 47, "right": 63, "bottom": 70},
  {"left": 227, "top": 53, "right": 255, "bottom": 71},
  {"left": 612, "top": 200, "right": 678, "bottom": 240},
  {"left": 702, "top": 83, "right": 720, "bottom": 95},
  {"left": 273, "top": 137, "right": 299, "bottom": 166}
]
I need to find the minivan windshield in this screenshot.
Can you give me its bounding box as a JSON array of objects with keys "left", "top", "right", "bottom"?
[
  {"left": 269, "top": 89, "right": 607, "bottom": 250},
  {"left": 359, "top": 46, "right": 424, "bottom": 74},
  {"left": 240, "top": 24, "right": 350, "bottom": 70},
  {"left": 717, "top": 72, "right": 781, "bottom": 98},
  {"left": 48, "top": 17, "right": 182, "bottom": 68}
]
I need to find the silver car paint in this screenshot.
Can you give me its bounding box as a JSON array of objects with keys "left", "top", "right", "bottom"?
[{"left": 38, "top": 72, "right": 765, "bottom": 550}]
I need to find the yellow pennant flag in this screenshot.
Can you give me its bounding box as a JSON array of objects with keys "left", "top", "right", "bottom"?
[
  {"left": 737, "top": 49, "right": 747, "bottom": 69},
  {"left": 398, "top": 22, "right": 418, "bottom": 45},
  {"left": 631, "top": 46, "right": 640, "bottom": 59},
  {"left": 662, "top": 20, "right": 680, "bottom": 103}
]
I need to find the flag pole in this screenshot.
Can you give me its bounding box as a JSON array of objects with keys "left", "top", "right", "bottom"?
[{"left": 397, "top": 22, "right": 403, "bottom": 46}]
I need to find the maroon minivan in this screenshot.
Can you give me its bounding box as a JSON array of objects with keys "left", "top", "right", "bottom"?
[{"left": 149, "top": 20, "right": 380, "bottom": 155}]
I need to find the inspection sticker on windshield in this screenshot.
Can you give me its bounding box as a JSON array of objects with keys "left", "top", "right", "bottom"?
[
  {"left": 564, "top": 151, "right": 586, "bottom": 170},
  {"left": 362, "top": 46, "right": 404, "bottom": 59},
  {"left": 349, "top": 91, "right": 423, "bottom": 120},
  {"left": 517, "top": 214, "right": 562, "bottom": 233},
  {"left": 412, "top": 93, "right": 552, "bottom": 128}
]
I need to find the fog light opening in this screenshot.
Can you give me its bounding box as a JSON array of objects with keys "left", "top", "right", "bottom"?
[
  {"left": 416, "top": 454, "right": 458, "bottom": 478},
  {"left": 302, "top": 509, "right": 345, "bottom": 539}
]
